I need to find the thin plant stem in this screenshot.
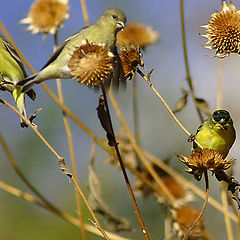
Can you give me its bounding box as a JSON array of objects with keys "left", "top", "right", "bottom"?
[
  {"left": 0, "top": 181, "right": 131, "bottom": 240},
  {"left": 80, "top": 0, "right": 89, "bottom": 26},
  {"left": 217, "top": 59, "right": 223, "bottom": 109},
  {"left": 132, "top": 76, "right": 142, "bottom": 169},
  {"left": 101, "top": 83, "right": 151, "bottom": 240},
  {"left": 54, "top": 31, "right": 86, "bottom": 240},
  {"left": 0, "top": 99, "right": 62, "bottom": 160},
  {"left": 183, "top": 170, "right": 209, "bottom": 240},
  {"left": 221, "top": 183, "right": 234, "bottom": 240},
  {"left": 137, "top": 70, "right": 202, "bottom": 149},
  {"left": 1, "top": 99, "right": 107, "bottom": 238},
  {"left": 0, "top": 132, "right": 65, "bottom": 216},
  {"left": 0, "top": 180, "right": 80, "bottom": 226},
  {"left": 57, "top": 160, "right": 110, "bottom": 239},
  {"left": 108, "top": 89, "right": 176, "bottom": 205},
  {"left": 180, "top": 0, "right": 204, "bottom": 123},
  {"left": 133, "top": 76, "right": 140, "bottom": 146},
  {"left": 145, "top": 151, "right": 239, "bottom": 223}
]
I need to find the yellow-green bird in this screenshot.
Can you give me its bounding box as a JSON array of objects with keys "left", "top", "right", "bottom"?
[
  {"left": 193, "top": 110, "right": 236, "bottom": 159},
  {"left": 17, "top": 8, "right": 127, "bottom": 92},
  {"left": 0, "top": 33, "right": 36, "bottom": 128}
]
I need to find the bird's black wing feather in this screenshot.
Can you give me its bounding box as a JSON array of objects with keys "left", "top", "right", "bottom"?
[
  {"left": 41, "top": 26, "right": 89, "bottom": 70},
  {"left": 41, "top": 39, "right": 70, "bottom": 70}
]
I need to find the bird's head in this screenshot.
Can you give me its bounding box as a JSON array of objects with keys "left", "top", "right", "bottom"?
[
  {"left": 211, "top": 110, "right": 232, "bottom": 130},
  {"left": 98, "top": 8, "right": 127, "bottom": 33}
]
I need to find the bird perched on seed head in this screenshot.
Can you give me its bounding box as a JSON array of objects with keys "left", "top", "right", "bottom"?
[
  {"left": 0, "top": 33, "right": 36, "bottom": 128},
  {"left": 193, "top": 109, "right": 236, "bottom": 159},
  {"left": 17, "top": 8, "right": 127, "bottom": 92}
]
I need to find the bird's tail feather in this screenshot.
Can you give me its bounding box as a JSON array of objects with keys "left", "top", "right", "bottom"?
[{"left": 17, "top": 74, "right": 37, "bottom": 93}]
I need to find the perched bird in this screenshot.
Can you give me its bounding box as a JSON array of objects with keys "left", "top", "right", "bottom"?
[
  {"left": 193, "top": 110, "right": 236, "bottom": 159},
  {"left": 0, "top": 33, "right": 36, "bottom": 128},
  {"left": 17, "top": 8, "right": 127, "bottom": 92}
]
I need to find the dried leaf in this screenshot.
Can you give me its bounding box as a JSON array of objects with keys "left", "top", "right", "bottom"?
[
  {"left": 96, "top": 96, "right": 115, "bottom": 146},
  {"left": 173, "top": 88, "right": 188, "bottom": 114},
  {"left": 194, "top": 97, "right": 211, "bottom": 116},
  {"left": 88, "top": 157, "right": 131, "bottom": 232}
]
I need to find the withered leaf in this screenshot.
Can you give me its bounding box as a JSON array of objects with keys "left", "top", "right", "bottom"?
[
  {"left": 194, "top": 97, "right": 211, "bottom": 116},
  {"left": 173, "top": 88, "right": 189, "bottom": 114},
  {"left": 97, "top": 96, "right": 115, "bottom": 146},
  {"left": 88, "top": 157, "right": 131, "bottom": 232}
]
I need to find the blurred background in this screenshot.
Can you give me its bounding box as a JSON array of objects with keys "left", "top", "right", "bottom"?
[{"left": 1, "top": 0, "right": 240, "bottom": 239}]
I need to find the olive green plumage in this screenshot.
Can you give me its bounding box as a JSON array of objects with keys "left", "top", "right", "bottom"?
[
  {"left": 0, "top": 33, "right": 36, "bottom": 127},
  {"left": 18, "top": 8, "right": 127, "bottom": 92},
  {"left": 194, "top": 110, "right": 236, "bottom": 159}
]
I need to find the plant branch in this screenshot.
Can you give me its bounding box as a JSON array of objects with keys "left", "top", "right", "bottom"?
[
  {"left": 54, "top": 31, "right": 86, "bottom": 240},
  {"left": 101, "top": 83, "right": 151, "bottom": 240},
  {"left": 180, "top": 0, "right": 204, "bottom": 123},
  {"left": 183, "top": 170, "right": 209, "bottom": 240}
]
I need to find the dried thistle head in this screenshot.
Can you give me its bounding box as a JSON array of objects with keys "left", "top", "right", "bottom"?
[
  {"left": 134, "top": 163, "right": 192, "bottom": 205},
  {"left": 119, "top": 43, "right": 144, "bottom": 80},
  {"left": 117, "top": 22, "right": 159, "bottom": 48},
  {"left": 201, "top": 1, "right": 240, "bottom": 57},
  {"left": 68, "top": 41, "right": 114, "bottom": 86},
  {"left": 20, "top": 0, "right": 70, "bottom": 35},
  {"left": 177, "top": 149, "right": 234, "bottom": 181},
  {"left": 173, "top": 205, "right": 205, "bottom": 239}
]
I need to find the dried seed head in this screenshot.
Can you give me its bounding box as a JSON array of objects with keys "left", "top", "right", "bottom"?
[
  {"left": 20, "top": 0, "right": 70, "bottom": 35},
  {"left": 68, "top": 41, "right": 114, "bottom": 86},
  {"left": 177, "top": 149, "right": 234, "bottom": 181},
  {"left": 119, "top": 43, "right": 144, "bottom": 80},
  {"left": 117, "top": 22, "right": 159, "bottom": 48},
  {"left": 201, "top": 1, "right": 240, "bottom": 57},
  {"left": 175, "top": 205, "right": 205, "bottom": 239}
]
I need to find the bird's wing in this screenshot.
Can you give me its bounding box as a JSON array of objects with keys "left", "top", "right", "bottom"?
[
  {"left": 40, "top": 39, "right": 70, "bottom": 70},
  {"left": 26, "top": 89, "right": 36, "bottom": 100},
  {"left": 0, "top": 35, "right": 28, "bottom": 78},
  {"left": 41, "top": 26, "right": 89, "bottom": 71}
]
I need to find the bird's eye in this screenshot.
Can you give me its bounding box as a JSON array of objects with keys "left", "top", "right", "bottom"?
[{"left": 112, "top": 15, "right": 117, "bottom": 20}]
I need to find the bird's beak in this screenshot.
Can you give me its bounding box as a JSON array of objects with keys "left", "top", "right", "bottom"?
[{"left": 117, "top": 21, "right": 125, "bottom": 30}]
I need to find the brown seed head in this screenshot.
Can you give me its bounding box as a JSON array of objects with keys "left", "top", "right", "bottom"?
[
  {"left": 117, "top": 22, "right": 159, "bottom": 48},
  {"left": 176, "top": 205, "right": 204, "bottom": 238},
  {"left": 68, "top": 41, "right": 114, "bottom": 86},
  {"left": 119, "top": 43, "right": 144, "bottom": 80},
  {"left": 20, "top": 0, "right": 70, "bottom": 34},
  {"left": 177, "top": 149, "right": 234, "bottom": 180},
  {"left": 202, "top": 1, "right": 240, "bottom": 57}
]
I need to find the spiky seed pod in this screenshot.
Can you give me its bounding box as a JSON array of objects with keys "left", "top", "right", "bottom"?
[
  {"left": 177, "top": 149, "right": 234, "bottom": 180},
  {"left": 68, "top": 41, "right": 114, "bottom": 86},
  {"left": 201, "top": 1, "right": 240, "bottom": 57},
  {"left": 119, "top": 43, "right": 144, "bottom": 80}
]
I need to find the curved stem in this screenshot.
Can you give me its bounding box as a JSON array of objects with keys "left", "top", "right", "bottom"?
[
  {"left": 180, "top": 0, "right": 204, "bottom": 123},
  {"left": 183, "top": 170, "right": 209, "bottom": 240},
  {"left": 1, "top": 99, "right": 62, "bottom": 160}
]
